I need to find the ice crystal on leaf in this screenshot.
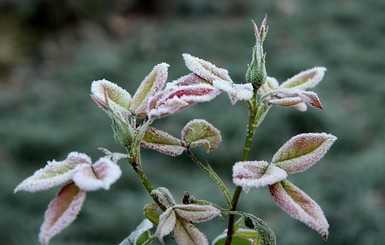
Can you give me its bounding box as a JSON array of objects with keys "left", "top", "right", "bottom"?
[
  {"left": 232, "top": 161, "right": 287, "bottom": 192},
  {"left": 272, "top": 133, "right": 337, "bottom": 174},
  {"left": 269, "top": 179, "right": 329, "bottom": 239},
  {"left": 14, "top": 152, "right": 91, "bottom": 193}
]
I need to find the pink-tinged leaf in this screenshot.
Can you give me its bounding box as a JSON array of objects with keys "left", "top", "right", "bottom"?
[
  {"left": 182, "top": 53, "right": 232, "bottom": 82},
  {"left": 141, "top": 127, "right": 185, "bottom": 156},
  {"left": 272, "top": 133, "right": 337, "bottom": 174},
  {"left": 258, "top": 76, "right": 279, "bottom": 97},
  {"left": 280, "top": 67, "right": 326, "bottom": 90},
  {"left": 131, "top": 63, "right": 169, "bottom": 118},
  {"left": 173, "top": 204, "right": 221, "bottom": 223},
  {"left": 72, "top": 157, "right": 122, "bottom": 191},
  {"left": 39, "top": 182, "right": 86, "bottom": 245},
  {"left": 297, "top": 91, "right": 323, "bottom": 109},
  {"left": 14, "top": 152, "right": 91, "bottom": 193},
  {"left": 212, "top": 80, "right": 253, "bottom": 104},
  {"left": 232, "top": 161, "right": 287, "bottom": 192},
  {"left": 151, "top": 187, "right": 176, "bottom": 208},
  {"left": 269, "top": 180, "right": 329, "bottom": 239},
  {"left": 91, "top": 79, "right": 132, "bottom": 116},
  {"left": 173, "top": 219, "right": 208, "bottom": 245},
  {"left": 155, "top": 208, "right": 176, "bottom": 243},
  {"left": 181, "top": 119, "right": 221, "bottom": 152},
  {"left": 147, "top": 84, "right": 220, "bottom": 119},
  {"left": 269, "top": 96, "right": 303, "bottom": 107}
]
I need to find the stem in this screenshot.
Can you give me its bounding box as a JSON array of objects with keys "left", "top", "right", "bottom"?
[{"left": 225, "top": 92, "right": 259, "bottom": 245}]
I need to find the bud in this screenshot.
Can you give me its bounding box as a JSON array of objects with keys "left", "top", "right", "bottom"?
[
  {"left": 246, "top": 16, "right": 268, "bottom": 90},
  {"left": 111, "top": 117, "right": 135, "bottom": 147}
]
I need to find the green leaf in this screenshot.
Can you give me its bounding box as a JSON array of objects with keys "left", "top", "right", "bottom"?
[
  {"left": 272, "top": 133, "right": 337, "bottom": 174},
  {"left": 280, "top": 67, "right": 326, "bottom": 90},
  {"left": 119, "top": 219, "right": 155, "bottom": 245},
  {"left": 143, "top": 204, "right": 160, "bottom": 226},
  {"left": 141, "top": 126, "right": 185, "bottom": 156},
  {"left": 240, "top": 215, "right": 276, "bottom": 245},
  {"left": 181, "top": 119, "right": 221, "bottom": 152}
]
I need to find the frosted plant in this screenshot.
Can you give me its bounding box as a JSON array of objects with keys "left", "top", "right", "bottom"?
[{"left": 15, "top": 16, "right": 336, "bottom": 245}]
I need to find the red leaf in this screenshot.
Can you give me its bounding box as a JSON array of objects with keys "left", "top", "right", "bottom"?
[{"left": 39, "top": 182, "right": 86, "bottom": 245}]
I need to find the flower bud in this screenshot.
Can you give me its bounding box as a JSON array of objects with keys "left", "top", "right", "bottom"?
[
  {"left": 111, "top": 117, "right": 134, "bottom": 147},
  {"left": 246, "top": 17, "right": 268, "bottom": 90}
]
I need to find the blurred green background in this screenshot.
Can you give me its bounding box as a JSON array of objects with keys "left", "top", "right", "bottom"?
[{"left": 1, "top": 0, "right": 384, "bottom": 244}]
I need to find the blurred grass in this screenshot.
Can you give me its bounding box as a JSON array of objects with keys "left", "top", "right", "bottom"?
[{"left": 1, "top": 0, "right": 385, "bottom": 244}]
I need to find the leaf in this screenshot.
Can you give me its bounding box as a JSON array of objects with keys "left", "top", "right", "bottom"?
[
  {"left": 141, "top": 127, "right": 185, "bottom": 156},
  {"left": 269, "top": 179, "right": 329, "bottom": 239},
  {"left": 182, "top": 53, "right": 232, "bottom": 82},
  {"left": 181, "top": 119, "right": 222, "bottom": 152},
  {"left": 173, "top": 219, "right": 208, "bottom": 245},
  {"left": 280, "top": 67, "right": 326, "bottom": 90},
  {"left": 232, "top": 161, "right": 287, "bottom": 192},
  {"left": 144, "top": 204, "right": 160, "bottom": 226},
  {"left": 39, "top": 182, "right": 86, "bottom": 245},
  {"left": 14, "top": 152, "right": 91, "bottom": 193},
  {"left": 212, "top": 80, "right": 253, "bottom": 104},
  {"left": 155, "top": 208, "right": 176, "bottom": 242},
  {"left": 212, "top": 234, "right": 253, "bottom": 245},
  {"left": 131, "top": 63, "right": 169, "bottom": 118},
  {"left": 91, "top": 79, "right": 132, "bottom": 116},
  {"left": 240, "top": 215, "right": 277, "bottom": 245},
  {"left": 297, "top": 91, "right": 323, "bottom": 109},
  {"left": 72, "top": 157, "right": 122, "bottom": 191},
  {"left": 151, "top": 187, "right": 176, "bottom": 208},
  {"left": 173, "top": 204, "right": 221, "bottom": 223},
  {"left": 147, "top": 84, "right": 220, "bottom": 119},
  {"left": 165, "top": 73, "right": 210, "bottom": 89},
  {"left": 272, "top": 133, "right": 337, "bottom": 174},
  {"left": 119, "top": 219, "right": 154, "bottom": 245}
]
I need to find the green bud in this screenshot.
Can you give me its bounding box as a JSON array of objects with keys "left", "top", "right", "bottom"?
[
  {"left": 246, "top": 17, "right": 268, "bottom": 90},
  {"left": 111, "top": 116, "right": 134, "bottom": 147}
]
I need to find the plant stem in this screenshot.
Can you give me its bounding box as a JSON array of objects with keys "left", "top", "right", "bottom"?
[{"left": 225, "top": 93, "right": 259, "bottom": 245}]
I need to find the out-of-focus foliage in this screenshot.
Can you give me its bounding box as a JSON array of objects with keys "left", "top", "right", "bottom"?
[{"left": 1, "top": 0, "right": 384, "bottom": 244}]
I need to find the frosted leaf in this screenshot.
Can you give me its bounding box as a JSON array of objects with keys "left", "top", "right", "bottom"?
[
  {"left": 98, "top": 148, "right": 129, "bottom": 163},
  {"left": 268, "top": 89, "right": 323, "bottom": 110},
  {"left": 173, "top": 219, "right": 208, "bottom": 245},
  {"left": 151, "top": 187, "right": 176, "bottom": 208},
  {"left": 144, "top": 203, "right": 160, "bottom": 226},
  {"left": 182, "top": 53, "right": 232, "bottom": 82},
  {"left": 269, "top": 180, "right": 329, "bottom": 239},
  {"left": 141, "top": 127, "right": 185, "bottom": 156},
  {"left": 181, "top": 119, "right": 221, "bottom": 152},
  {"left": 72, "top": 157, "right": 122, "bottom": 191},
  {"left": 147, "top": 84, "right": 220, "bottom": 119},
  {"left": 119, "top": 219, "right": 154, "bottom": 245},
  {"left": 14, "top": 152, "right": 91, "bottom": 193},
  {"left": 165, "top": 73, "right": 210, "bottom": 89},
  {"left": 173, "top": 204, "right": 221, "bottom": 223},
  {"left": 39, "top": 182, "right": 86, "bottom": 245},
  {"left": 272, "top": 133, "right": 337, "bottom": 174},
  {"left": 269, "top": 96, "right": 303, "bottom": 107},
  {"left": 131, "top": 63, "right": 169, "bottom": 118},
  {"left": 297, "top": 91, "right": 323, "bottom": 109},
  {"left": 291, "top": 102, "right": 308, "bottom": 112},
  {"left": 155, "top": 208, "right": 176, "bottom": 243},
  {"left": 232, "top": 161, "right": 287, "bottom": 192},
  {"left": 91, "top": 79, "right": 132, "bottom": 117},
  {"left": 212, "top": 80, "right": 253, "bottom": 104},
  {"left": 258, "top": 76, "right": 279, "bottom": 97},
  {"left": 280, "top": 67, "right": 326, "bottom": 90}
]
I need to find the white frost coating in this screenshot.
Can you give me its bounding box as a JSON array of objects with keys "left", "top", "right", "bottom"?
[
  {"left": 39, "top": 184, "right": 86, "bottom": 245},
  {"left": 155, "top": 208, "right": 176, "bottom": 242},
  {"left": 120, "top": 219, "right": 153, "bottom": 245},
  {"left": 280, "top": 67, "right": 326, "bottom": 90},
  {"left": 173, "top": 204, "right": 221, "bottom": 223},
  {"left": 212, "top": 80, "right": 253, "bottom": 104},
  {"left": 151, "top": 187, "right": 176, "bottom": 208},
  {"left": 14, "top": 152, "right": 91, "bottom": 193},
  {"left": 141, "top": 142, "right": 185, "bottom": 156},
  {"left": 272, "top": 133, "right": 337, "bottom": 174},
  {"left": 182, "top": 53, "right": 232, "bottom": 82},
  {"left": 269, "top": 180, "right": 329, "bottom": 239},
  {"left": 72, "top": 157, "right": 122, "bottom": 191},
  {"left": 232, "top": 161, "right": 287, "bottom": 192},
  {"left": 91, "top": 79, "right": 132, "bottom": 116},
  {"left": 165, "top": 73, "right": 209, "bottom": 89},
  {"left": 269, "top": 96, "right": 303, "bottom": 107},
  {"left": 131, "top": 63, "right": 169, "bottom": 116}
]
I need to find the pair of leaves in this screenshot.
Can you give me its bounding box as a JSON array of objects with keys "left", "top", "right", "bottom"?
[
  {"left": 141, "top": 119, "right": 221, "bottom": 156},
  {"left": 258, "top": 67, "right": 326, "bottom": 111},
  {"left": 149, "top": 187, "right": 221, "bottom": 245},
  {"left": 14, "top": 152, "right": 122, "bottom": 244},
  {"left": 233, "top": 133, "right": 336, "bottom": 238}
]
